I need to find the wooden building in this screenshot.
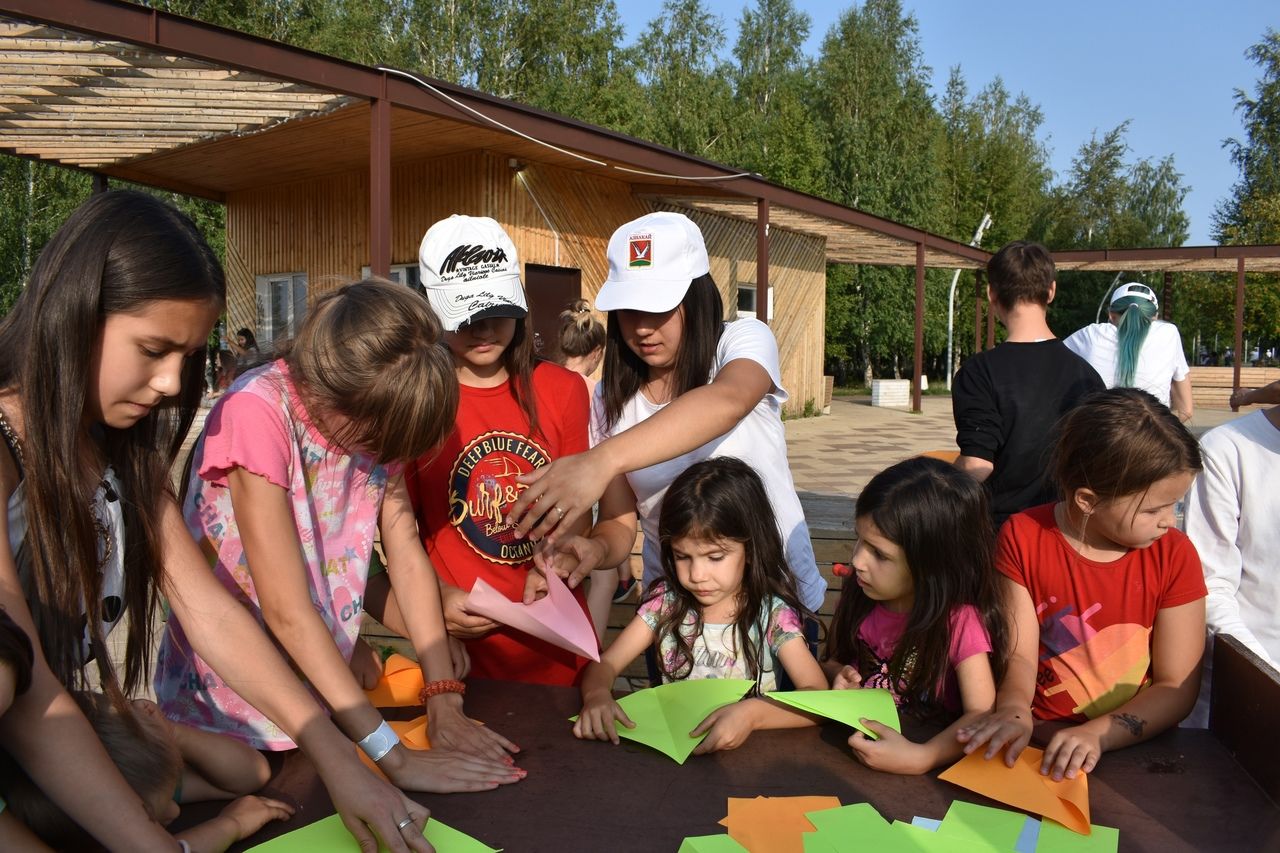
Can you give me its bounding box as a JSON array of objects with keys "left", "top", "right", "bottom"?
[{"left": 0, "top": 0, "right": 988, "bottom": 414}]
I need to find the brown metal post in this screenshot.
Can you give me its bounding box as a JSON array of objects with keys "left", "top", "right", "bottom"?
[
  {"left": 973, "top": 268, "right": 985, "bottom": 353},
  {"left": 369, "top": 81, "right": 391, "bottom": 279},
  {"left": 1162, "top": 271, "right": 1173, "bottom": 321},
  {"left": 985, "top": 285, "right": 996, "bottom": 350},
  {"left": 912, "top": 242, "right": 925, "bottom": 413},
  {"left": 1233, "top": 257, "right": 1245, "bottom": 392},
  {"left": 756, "top": 198, "right": 770, "bottom": 324}
]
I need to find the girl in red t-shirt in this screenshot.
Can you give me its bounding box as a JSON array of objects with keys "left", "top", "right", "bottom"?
[
  {"left": 823, "top": 456, "right": 1008, "bottom": 775},
  {"left": 958, "top": 388, "right": 1206, "bottom": 782},
  {"left": 368, "top": 216, "right": 592, "bottom": 688}
]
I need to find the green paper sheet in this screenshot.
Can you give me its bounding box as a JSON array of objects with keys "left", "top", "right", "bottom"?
[
  {"left": 935, "top": 800, "right": 1030, "bottom": 850},
  {"left": 803, "top": 803, "right": 894, "bottom": 850},
  {"left": 575, "top": 678, "right": 755, "bottom": 764},
  {"left": 802, "top": 832, "right": 843, "bottom": 853},
  {"left": 1036, "top": 820, "right": 1120, "bottom": 853},
  {"left": 677, "top": 834, "right": 749, "bottom": 852},
  {"left": 245, "top": 813, "right": 499, "bottom": 852},
  {"left": 768, "top": 689, "right": 901, "bottom": 739},
  {"left": 888, "top": 820, "right": 993, "bottom": 852}
]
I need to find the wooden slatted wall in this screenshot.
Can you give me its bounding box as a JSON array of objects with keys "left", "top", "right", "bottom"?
[{"left": 225, "top": 150, "right": 826, "bottom": 413}]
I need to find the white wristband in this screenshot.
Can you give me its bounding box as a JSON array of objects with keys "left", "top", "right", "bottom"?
[{"left": 356, "top": 719, "right": 400, "bottom": 762}]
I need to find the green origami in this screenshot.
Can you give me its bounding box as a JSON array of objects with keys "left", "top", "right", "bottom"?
[
  {"left": 803, "top": 803, "right": 895, "bottom": 850},
  {"left": 677, "top": 834, "right": 749, "bottom": 852},
  {"left": 1036, "top": 820, "right": 1120, "bottom": 853},
  {"left": 935, "top": 800, "right": 1031, "bottom": 850},
  {"left": 575, "top": 678, "right": 755, "bottom": 764},
  {"left": 245, "top": 813, "right": 499, "bottom": 853},
  {"left": 767, "top": 688, "right": 901, "bottom": 739}
]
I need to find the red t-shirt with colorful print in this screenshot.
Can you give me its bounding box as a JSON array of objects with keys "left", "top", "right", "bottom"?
[
  {"left": 406, "top": 361, "right": 592, "bottom": 686},
  {"left": 997, "top": 503, "right": 1206, "bottom": 722}
]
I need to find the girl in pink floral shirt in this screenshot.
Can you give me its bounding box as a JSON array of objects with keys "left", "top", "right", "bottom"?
[{"left": 156, "top": 281, "right": 523, "bottom": 803}]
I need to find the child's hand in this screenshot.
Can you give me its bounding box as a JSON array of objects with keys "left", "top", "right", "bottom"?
[
  {"left": 690, "top": 700, "right": 761, "bottom": 755},
  {"left": 832, "top": 665, "right": 862, "bottom": 690},
  {"left": 573, "top": 693, "right": 635, "bottom": 744},
  {"left": 381, "top": 743, "right": 525, "bottom": 793},
  {"left": 219, "top": 795, "right": 296, "bottom": 841},
  {"left": 524, "top": 535, "right": 608, "bottom": 603},
  {"left": 439, "top": 584, "right": 499, "bottom": 640},
  {"left": 1040, "top": 723, "right": 1102, "bottom": 781},
  {"left": 448, "top": 635, "right": 471, "bottom": 680},
  {"left": 955, "top": 707, "right": 1034, "bottom": 765},
  {"left": 848, "top": 720, "right": 931, "bottom": 775},
  {"left": 426, "top": 692, "right": 519, "bottom": 762},
  {"left": 348, "top": 637, "right": 385, "bottom": 690}
]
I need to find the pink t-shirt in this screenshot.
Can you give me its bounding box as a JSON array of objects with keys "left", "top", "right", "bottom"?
[
  {"left": 856, "top": 603, "right": 992, "bottom": 713},
  {"left": 154, "top": 361, "right": 397, "bottom": 749}
]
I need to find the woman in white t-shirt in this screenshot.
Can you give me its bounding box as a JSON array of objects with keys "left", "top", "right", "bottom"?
[
  {"left": 510, "top": 211, "right": 827, "bottom": 636},
  {"left": 1064, "top": 282, "right": 1193, "bottom": 420}
]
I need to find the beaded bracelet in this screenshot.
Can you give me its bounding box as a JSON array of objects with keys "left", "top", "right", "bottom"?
[{"left": 419, "top": 679, "right": 467, "bottom": 703}]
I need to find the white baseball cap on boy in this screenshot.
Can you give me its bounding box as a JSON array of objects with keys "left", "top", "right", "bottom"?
[
  {"left": 418, "top": 214, "right": 529, "bottom": 332},
  {"left": 594, "top": 211, "right": 711, "bottom": 313},
  {"left": 1110, "top": 282, "right": 1159, "bottom": 311}
]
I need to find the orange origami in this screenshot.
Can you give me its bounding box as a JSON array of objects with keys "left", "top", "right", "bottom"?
[
  {"left": 717, "top": 796, "right": 841, "bottom": 853},
  {"left": 939, "top": 746, "right": 1090, "bottom": 835},
  {"left": 364, "top": 653, "right": 425, "bottom": 708}
]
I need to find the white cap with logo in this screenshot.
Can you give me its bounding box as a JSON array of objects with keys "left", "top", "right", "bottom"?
[
  {"left": 594, "top": 211, "right": 711, "bottom": 313},
  {"left": 1110, "top": 282, "right": 1159, "bottom": 311},
  {"left": 418, "top": 214, "right": 529, "bottom": 331}
]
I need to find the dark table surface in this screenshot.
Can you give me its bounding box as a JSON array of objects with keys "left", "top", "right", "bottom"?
[{"left": 212, "top": 679, "right": 1280, "bottom": 852}]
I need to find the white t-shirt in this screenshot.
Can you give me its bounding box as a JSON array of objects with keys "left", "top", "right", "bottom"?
[
  {"left": 1063, "top": 320, "right": 1189, "bottom": 406},
  {"left": 591, "top": 319, "right": 827, "bottom": 613},
  {"left": 1184, "top": 410, "right": 1280, "bottom": 667}
]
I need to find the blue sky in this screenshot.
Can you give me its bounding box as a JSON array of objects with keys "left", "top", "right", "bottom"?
[{"left": 613, "top": 0, "right": 1276, "bottom": 245}]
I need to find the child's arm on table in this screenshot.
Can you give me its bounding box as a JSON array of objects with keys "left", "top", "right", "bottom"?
[
  {"left": 574, "top": 615, "right": 654, "bottom": 744},
  {"left": 177, "top": 795, "right": 294, "bottom": 853},
  {"left": 161, "top": 498, "right": 435, "bottom": 853},
  {"left": 691, "top": 636, "right": 827, "bottom": 754},
  {"left": 956, "top": 578, "right": 1039, "bottom": 764},
  {"left": 227, "top": 468, "right": 520, "bottom": 794},
  {"left": 849, "top": 652, "right": 997, "bottom": 775},
  {"left": 1036, "top": 598, "right": 1204, "bottom": 781},
  {"left": 378, "top": 474, "right": 518, "bottom": 761},
  {"left": 171, "top": 722, "right": 270, "bottom": 801}
]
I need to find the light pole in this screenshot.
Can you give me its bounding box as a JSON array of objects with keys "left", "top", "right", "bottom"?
[{"left": 946, "top": 213, "right": 993, "bottom": 391}]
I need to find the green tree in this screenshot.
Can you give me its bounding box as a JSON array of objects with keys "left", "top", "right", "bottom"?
[
  {"left": 634, "top": 0, "right": 733, "bottom": 158},
  {"left": 1215, "top": 28, "right": 1280, "bottom": 245}
]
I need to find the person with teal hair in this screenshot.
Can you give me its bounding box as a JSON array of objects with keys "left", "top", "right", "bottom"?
[{"left": 1065, "top": 283, "right": 1193, "bottom": 422}]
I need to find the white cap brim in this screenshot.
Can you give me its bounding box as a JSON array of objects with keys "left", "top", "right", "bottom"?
[
  {"left": 426, "top": 274, "right": 527, "bottom": 331},
  {"left": 594, "top": 277, "right": 690, "bottom": 313}
]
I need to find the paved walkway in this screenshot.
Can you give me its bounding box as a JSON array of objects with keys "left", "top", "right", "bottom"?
[{"left": 784, "top": 395, "right": 1246, "bottom": 531}]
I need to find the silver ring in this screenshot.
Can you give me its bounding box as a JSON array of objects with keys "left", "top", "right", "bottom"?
[
  {"left": 397, "top": 817, "right": 415, "bottom": 832},
  {"left": 555, "top": 505, "right": 566, "bottom": 519}
]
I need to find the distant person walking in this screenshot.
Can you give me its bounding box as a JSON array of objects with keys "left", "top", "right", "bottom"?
[{"left": 1064, "top": 283, "right": 1192, "bottom": 421}]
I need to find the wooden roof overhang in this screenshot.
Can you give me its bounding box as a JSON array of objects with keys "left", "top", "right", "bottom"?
[
  {"left": 0, "top": 0, "right": 988, "bottom": 274},
  {"left": 1053, "top": 245, "right": 1280, "bottom": 274}
]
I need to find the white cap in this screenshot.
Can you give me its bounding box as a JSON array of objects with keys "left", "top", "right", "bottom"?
[
  {"left": 595, "top": 211, "right": 711, "bottom": 313},
  {"left": 418, "top": 215, "right": 528, "bottom": 332},
  {"left": 1110, "top": 282, "right": 1159, "bottom": 311}
]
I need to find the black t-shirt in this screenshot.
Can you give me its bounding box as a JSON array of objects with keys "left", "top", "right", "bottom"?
[{"left": 952, "top": 340, "right": 1104, "bottom": 527}]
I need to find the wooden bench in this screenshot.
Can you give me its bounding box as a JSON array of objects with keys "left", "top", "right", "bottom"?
[{"left": 1189, "top": 366, "right": 1280, "bottom": 409}]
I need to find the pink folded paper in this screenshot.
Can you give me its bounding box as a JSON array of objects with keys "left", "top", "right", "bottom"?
[{"left": 464, "top": 568, "right": 600, "bottom": 662}]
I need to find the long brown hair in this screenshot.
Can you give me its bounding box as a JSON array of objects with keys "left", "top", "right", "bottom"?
[
  {"left": 279, "top": 279, "right": 459, "bottom": 464},
  {"left": 600, "top": 273, "right": 724, "bottom": 431},
  {"left": 649, "top": 457, "right": 811, "bottom": 686},
  {"left": 0, "top": 190, "right": 223, "bottom": 708},
  {"left": 825, "top": 457, "right": 1007, "bottom": 718}
]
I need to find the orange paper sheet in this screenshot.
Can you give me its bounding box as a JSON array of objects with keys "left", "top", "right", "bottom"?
[
  {"left": 717, "top": 796, "right": 842, "bottom": 853},
  {"left": 939, "top": 746, "right": 1091, "bottom": 835},
  {"left": 363, "top": 653, "right": 424, "bottom": 708},
  {"left": 356, "top": 714, "right": 431, "bottom": 775}
]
